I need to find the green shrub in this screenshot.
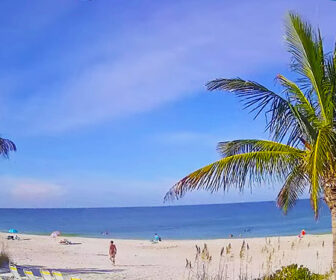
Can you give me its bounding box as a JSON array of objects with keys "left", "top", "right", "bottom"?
[{"left": 261, "top": 264, "right": 331, "bottom": 280}]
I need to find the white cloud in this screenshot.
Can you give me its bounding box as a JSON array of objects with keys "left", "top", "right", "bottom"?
[
  {"left": 0, "top": 174, "right": 307, "bottom": 208},
  {"left": 0, "top": 177, "right": 65, "bottom": 205},
  {"left": 11, "top": 182, "right": 64, "bottom": 201}
]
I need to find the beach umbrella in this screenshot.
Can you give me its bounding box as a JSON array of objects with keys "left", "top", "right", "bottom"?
[
  {"left": 50, "top": 231, "right": 61, "bottom": 238},
  {"left": 8, "top": 229, "right": 18, "bottom": 233}
]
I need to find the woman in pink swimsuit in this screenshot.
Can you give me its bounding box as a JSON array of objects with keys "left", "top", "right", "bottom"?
[{"left": 109, "top": 240, "right": 117, "bottom": 265}]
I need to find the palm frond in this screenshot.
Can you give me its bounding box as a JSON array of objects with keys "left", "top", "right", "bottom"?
[
  {"left": 276, "top": 74, "right": 319, "bottom": 124},
  {"left": 277, "top": 165, "right": 309, "bottom": 214},
  {"left": 326, "top": 56, "right": 336, "bottom": 100},
  {"left": 286, "top": 12, "right": 327, "bottom": 121},
  {"left": 206, "top": 78, "right": 302, "bottom": 145},
  {"left": 0, "top": 138, "right": 16, "bottom": 158},
  {"left": 206, "top": 78, "right": 287, "bottom": 118},
  {"left": 325, "top": 54, "right": 336, "bottom": 122},
  {"left": 287, "top": 103, "right": 317, "bottom": 146},
  {"left": 217, "top": 139, "right": 302, "bottom": 157},
  {"left": 308, "top": 128, "right": 336, "bottom": 215},
  {"left": 164, "top": 149, "right": 304, "bottom": 201},
  {"left": 206, "top": 78, "right": 316, "bottom": 147}
]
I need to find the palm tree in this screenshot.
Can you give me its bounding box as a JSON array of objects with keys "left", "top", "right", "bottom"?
[{"left": 165, "top": 12, "right": 336, "bottom": 278}]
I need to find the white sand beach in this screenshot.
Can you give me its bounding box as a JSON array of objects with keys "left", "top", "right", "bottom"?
[{"left": 0, "top": 233, "right": 332, "bottom": 279}]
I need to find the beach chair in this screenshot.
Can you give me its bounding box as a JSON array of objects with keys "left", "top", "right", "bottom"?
[
  {"left": 52, "top": 271, "right": 64, "bottom": 280},
  {"left": 24, "top": 269, "right": 37, "bottom": 280},
  {"left": 70, "top": 278, "right": 81, "bottom": 280},
  {"left": 9, "top": 264, "right": 23, "bottom": 279},
  {"left": 40, "top": 270, "right": 53, "bottom": 280}
]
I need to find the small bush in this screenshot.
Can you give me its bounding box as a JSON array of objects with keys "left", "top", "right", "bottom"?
[
  {"left": 261, "top": 264, "right": 330, "bottom": 280},
  {"left": 0, "top": 244, "right": 10, "bottom": 268}
]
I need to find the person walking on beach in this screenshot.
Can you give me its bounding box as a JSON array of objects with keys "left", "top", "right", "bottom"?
[{"left": 109, "top": 240, "right": 117, "bottom": 265}]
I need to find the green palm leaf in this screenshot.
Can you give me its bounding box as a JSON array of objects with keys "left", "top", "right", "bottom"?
[
  {"left": 286, "top": 12, "right": 328, "bottom": 122},
  {"left": 165, "top": 149, "right": 304, "bottom": 201},
  {"left": 206, "top": 78, "right": 287, "bottom": 119},
  {"left": 217, "top": 139, "right": 302, "bottom": 157},
  {"left": 206, "top": 78, "right": 300, "bottom": 144},
  {"left": 206, "top": 78, "right": 316, "bottom": 147},
  {"left": 307, "top": 128, "right": 336, "bottom": 214},
  {"left": 276, "top": 165, "right": 308, "bottom": 213},
  {"left": 276, "top": 74, "right": 318, "bottom": 124}
]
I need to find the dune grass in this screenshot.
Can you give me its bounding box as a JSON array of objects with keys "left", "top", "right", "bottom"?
[
  {"left": 184, "top": 239, "right": 332, "bottom": 280},
  {"left": 0, "top": 243, "right": 10, "bottom": 268}
]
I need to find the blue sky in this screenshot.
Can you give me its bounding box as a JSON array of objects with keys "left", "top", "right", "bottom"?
[{"left": 0, "top": 0, "right": 335, "bottom": 208}]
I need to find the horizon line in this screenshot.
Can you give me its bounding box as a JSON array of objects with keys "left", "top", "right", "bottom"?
[{"left": 0, "top": 198, "right": 315, "bottom": 210}]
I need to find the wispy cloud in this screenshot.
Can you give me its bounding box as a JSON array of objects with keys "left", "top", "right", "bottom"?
[
  {"left": 2, "top": 0, "right": 335, "bottom": 134},
  {"left": 0, "top": 173, "right": 307, "bottom": 208},
  {"left": 0, "top": 177, "right": 65, "bottom": 207}
]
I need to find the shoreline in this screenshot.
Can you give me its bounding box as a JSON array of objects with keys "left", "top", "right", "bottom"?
[
  {"left": 4, "top": 231, "right": 331, "bottom": 241},
  {"left": 1, "top": 232, "right": 332, "bottom": 279},
  {"left": 1, "top": 230, "right": 332, "bottom": 240}
]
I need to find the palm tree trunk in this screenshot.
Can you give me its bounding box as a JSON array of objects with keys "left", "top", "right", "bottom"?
[
  {"left": 325, "top": 183, "right": 336, "bottom": 280},
  {"left": 332, "top": 208, "right": 336, "bottom": 280}
]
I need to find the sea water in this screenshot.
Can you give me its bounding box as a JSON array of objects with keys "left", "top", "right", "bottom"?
[{"left": 0, "top": 199, "right": 331, "bottom": 239}]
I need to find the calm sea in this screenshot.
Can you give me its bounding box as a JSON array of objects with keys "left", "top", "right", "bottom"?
[{"left": 0, "top": 199, "right": 331, "bottom": 240}]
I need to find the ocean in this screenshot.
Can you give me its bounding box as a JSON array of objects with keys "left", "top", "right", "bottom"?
[{"left": 0, "top": 199, "right": 331, "bottom": 240}]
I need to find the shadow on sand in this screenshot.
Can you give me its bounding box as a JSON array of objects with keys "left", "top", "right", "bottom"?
[{"left": 3, "top": 265, "right": 124, "bottom": 276}]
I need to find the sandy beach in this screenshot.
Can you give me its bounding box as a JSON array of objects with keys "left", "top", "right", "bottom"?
[{"left": 0, "top": 233, "right": 332, "bottom": 279}]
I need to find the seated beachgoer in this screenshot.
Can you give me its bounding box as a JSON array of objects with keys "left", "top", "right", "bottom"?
[
  {"left": 59, "top": 239, "right": 72, "bottom": 245},
  {"left": 7, "top": 235, "right": 14, "bottom": 240},
  {"left": 152, "top": 233, "right": 161, "bottom": 243}
]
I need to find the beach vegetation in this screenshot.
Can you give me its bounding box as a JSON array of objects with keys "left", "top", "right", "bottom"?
[
  {"left": 166, "top": 11, "right": 336, "bottom": 280},
  {"left": 262, "top": 264, "right": 331, "bottom": 280},
  {"left": 185, "top": 242, "right": 331, "bottom": 280},
  {"left": 0, "top": 243, "right": 10, "bottom": 268}
]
